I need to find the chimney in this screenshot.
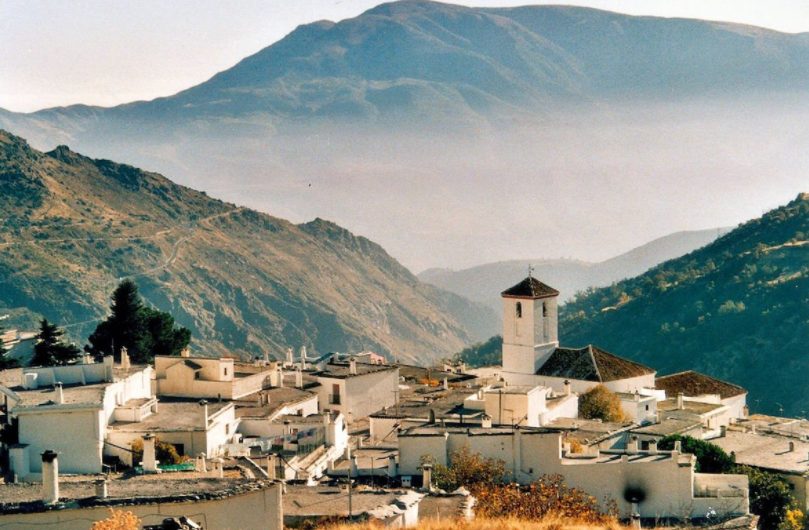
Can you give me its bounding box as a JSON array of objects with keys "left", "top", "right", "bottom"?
[
  {"left": 142, "top": 434, "right": 158, "bottom": 473},
  {"left": 54, "top": 382, "right": 64, "bottom": 405},
  {"left": 442, "top": 378, "right": 449, "bottom": 391},
  {"left": 388, "top": 454, "right": 397, "bottom": 478},
  {"left": 41, "top": 450, "right": 59, "bottom": 504},
  {"left": 349, "top": 357, "right": 357, "bottom": 376},
  {"left": 673, "top": 440, "right": 682, "bottom": 454},
  {"left": 634, "top": 390, "right": 640, "bottom": 403},
  {"left": 257, "top": 392, "right": 264, "bottom": 406},
  {"left": 285, "top": 347, "right": 294, "bottom": 365},
  {"left": 199, "top": 399, "right": 209, "bottom": 428},
  {"left": 262, "top": 350, "right": 269, "bottom": 364},
  {"left": 649, "top": 440, "right": 658, "bottom": 455},
  {"left": 82, "top": 353, "right": 93, "bottom": 364},
  {"left": 720, "top": 425, "right": 727, "bottom": 437},
  {"left": 422, "top": 463, "right": 433, "bottom": 490},
  {"left": 677, "top": 392, "right": 684, "bottom": 410},
  {"left": 95, "top": 479, "right": 108, "bottom": 499},
  {"left": 300, "top": 346, "right": 307, "bottom": 370},
  {"left": 350, "top": 454, "right": 358, "bottom": 476},
  {"left": 277, "top": 366, "right": 284, "bottom": 388},
  {"left": 481, "top": 414, "right": 492, "bottom": 429},
  {"left": 267, "top": 453, "right": 277, "bottom": 480},
  {"left": 563, "top": 380, "right": 571, "bottom": 396},
  {"left": 295, "top": 368, "right": 303, "bottom": 389},
  {"left": 627, "top": 436, "right": 639, "bottom": 455},
  {"left": 120, "top": 346, "right": 131, "bottom": 370},
  {"left": 180, "top": 347, "right": 190, "bottom": 358}
]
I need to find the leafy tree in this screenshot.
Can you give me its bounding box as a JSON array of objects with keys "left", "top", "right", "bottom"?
[
  {"left": 30, "top": 319, "right": 80, "bottom": 367},
  {"left": 658, "top": 435, "right": 734, "bottom": 473},
  {"left": 0, "top": 326, "right": 19, "bottom": 369},
  {"left": 737, "top": 465, "right": 796, "bottom": 530},
  {"left": 85, "top": 280, "right": 190, "bottom": 364},
  {"left": 455, "top": 335, "right": 503, "bottom": 368},
  {"left": 130, "top": 437, "right": 187, "bottom": 466},
  {"left": 578, "top": 385, "right": 627, "bottom": 422},
  {"left": 425, "top": 445, "right": 506, "bottom": 491}
]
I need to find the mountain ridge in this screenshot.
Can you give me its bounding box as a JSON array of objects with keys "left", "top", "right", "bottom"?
[{"left": 0, "top": 129, "right": 497, "bottom": 364}]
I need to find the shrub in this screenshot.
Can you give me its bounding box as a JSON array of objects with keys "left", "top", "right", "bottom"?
[
  {"left": 658, "top": 435, "right": 734, "bottom": 473},
  {"left": 90, "top": 509, "right": 140, "bottom": 530},
  {"left": 130, "top": 438, "right": 187, "bottom": 467},
  {"left": 578, "top": 385, "right": 627, "bottom": 422}
]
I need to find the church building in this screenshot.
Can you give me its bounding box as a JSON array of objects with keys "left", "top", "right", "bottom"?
[{"left": 499, "top": 276, "right": 656, "bottom": 394}]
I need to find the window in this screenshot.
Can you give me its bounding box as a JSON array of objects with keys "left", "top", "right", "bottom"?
[
  {"left": 645, "top": 404, "right": 650, "bottom": 411},
  {"left": 542, "top": 302, "right": 548, "bottom": 317},
  {"left": 516, "top": 302, "right": 522, "bottom": 318},
  {"left": 223, "top": 367, "right": 228, "bottom": 376},
  {"left": 225, "top": 424, "right": 230, "bottom": 435}
]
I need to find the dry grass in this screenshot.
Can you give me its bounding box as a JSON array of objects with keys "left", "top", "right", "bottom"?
[{"left": 319, "top": 516, "right": 627, "bottom": 530}]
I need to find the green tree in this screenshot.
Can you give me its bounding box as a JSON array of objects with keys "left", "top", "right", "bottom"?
[
  {"left": 423, "top": 445, "right": 506, "bottom": 491},
  {"left": 85, "top": 280, "right": 190, "bottom": 364},
  {"left": 30, "top": 319, "right": 80, "bottom": 367},
  {"left": 737, "top": 465, "right": 795, "bottom": 530},
  {"left": 0, "top": 326, "right": 19, "bottom": 369},
  {"left": 578, "top": 385, "right": 628, "bottom": 422},
  {"left": 658, "top": 435, "right": 734, "bottom": 473}
]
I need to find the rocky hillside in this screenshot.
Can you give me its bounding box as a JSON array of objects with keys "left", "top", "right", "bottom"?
[
  {"left": 0, "top": 130, "right": 496, "bottom": 363},
  {"left": 559, "top": 194, "right": 809, "bottom": 416}
]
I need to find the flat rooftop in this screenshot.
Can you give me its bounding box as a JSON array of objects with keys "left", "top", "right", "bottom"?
[
  {"left": 712, "top": 429, "right": 809, "bottom": 474},
  {"left": 313, "top": 361, "right": 397, "bottom": 379},
  {"left": 284, "top": 485, "right": 416, "bottom": 517},
  {"left": 546, "top": 417, "right": 636, "bottom": 445},
  {"left": 371, "top": 387, "right": 482, "bottom": 420},
  {"left": 658, "top": 399, "right": 725, "bottom": 415},
  {"left": 109, "top": 399, "right": 231, "bottom": 432},
  {"left": 0, "top": 473, "right": 275, "bottom": 515},
  {"left": 630, "top": 418, "right": 703, "bottom": 437},
  {"left": 562, "top": 450, "right": 682, "bottom": 466},
  {"left": 234, "top": 387, "right": 317, "bottom": 419}
]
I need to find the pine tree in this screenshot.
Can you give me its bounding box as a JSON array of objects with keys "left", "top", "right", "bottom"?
[
  {"left": 85, "top": 280, "right": 191, "bottom": 364},
  {"left": 31, "top": 319, "right": 80, "bottom": 367}
]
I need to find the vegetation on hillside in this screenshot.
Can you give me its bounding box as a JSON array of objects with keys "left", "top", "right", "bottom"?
[
  {"left": 0, "top": 130, "right": 493, "bottom": 363},
  {"left": 455, "top": 335, "right": 503, "bottom": 368},
  {"left": 560, "top": 194, "right": 809, "bottom": 416},
  {"left": 0, "top": 325, "right": 16, "bottom": 369}
]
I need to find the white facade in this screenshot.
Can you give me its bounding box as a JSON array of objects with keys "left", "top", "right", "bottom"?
[
  {"left": 399, "top": 428, "right": 749, "bottom": 519},
  {"left": 502, "top": 291, "right": 558, "bottom": 375},
  {"left": 315, "top": 365, "right": 399, "bottom": 423},
  {"left": 154, "top": 355, "right": 277, "bottom": 400}
]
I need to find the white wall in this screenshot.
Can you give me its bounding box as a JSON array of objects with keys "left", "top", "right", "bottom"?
[{"left": 19, "top": 408, "right": 103, "bottom": 474}]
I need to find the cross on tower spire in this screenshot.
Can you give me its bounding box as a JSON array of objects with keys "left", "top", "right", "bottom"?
[{"left": 528, "top": 263, "right": 534, "bottom": 279}]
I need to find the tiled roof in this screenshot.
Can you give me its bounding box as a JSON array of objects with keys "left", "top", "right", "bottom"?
[
  {"left": 501, "top": 277, "right": 559, "bottom": 299},
  {"left": 536, "top": 345, "right": 654, "bottom": 382},
  {"left": 656, "top": 370, "right": 746, "bottom": 399}
]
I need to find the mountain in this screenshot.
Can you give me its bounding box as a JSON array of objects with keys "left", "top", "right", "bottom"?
[
  {"left": 0, "top": 130, "right": 497, "bottom": 364},
  {"left": 2, "top": 1, "right": 809, "bottom": 270},
  {"left": 419, "top": 228, "right": 729, "bottom": 312},
  {"left": 558, "top": 194, "right": 809, "bottom": 416}
]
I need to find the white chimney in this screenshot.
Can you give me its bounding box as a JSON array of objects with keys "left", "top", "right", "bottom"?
[
  {"left": 442, "top": 377, "right": 449, "bottom": 390},
  {"left": 199, "top": 399, "right": 209, "bottom": 427},
  {"left": 142, "top": 434, "right": 158, "bottom": 473},
  {"left": 286, "top": 347, "right": 294, "bottom": 365},
  {"left": 295, "top": 368, "right": 303, "bottom": 389},
  {"left": 277, "top": 366, "right": 284, "bottom": 388},
  {"left": 263, "top": 350, "right": 269, "bottom": 364},
  {"left": 349, "top": 357, "right": 357, "bottom": 376},
  {"left": 350, "top": 455, "right": 358, "bottom": 476},
  {"left": 54, "top": 382, "right": 64, "bottom": 405},
  {"left": 41, "top": 450, "right": 59, "bottom": 504},
  {"left": 564, "top": 379, "right": 572, "bottom": 396},
  {"left": 649, "top": 440, "right": 658, "bottom": 455},
  {"left": 267, "top": 453, "right": 277, "bottom": 480},
  {"left": 677, "top": 392, "right": 685, "bottom": 410},
  {"left": 627, "top": 436, "right": 639, "bottom": 455},
  {"left": 180, "top": 347, "right": 190, "bottom": 358},
  {"left": 120, "top": 346, "right": 131, "bottom": 370},
  {"left": 95, "top": 479, "right": 108, "bottom": 499},
  {"left": 388, "top": 455, "right": 397, "bottom": 478},
  {"left": 23, "top": 372, "right": 38, "bottom": 390},
  {"left": 422, "top": 463, "right": 433, "bottom": 490},
  {"left": 300, "top": 346, "right": 307, "bottom": 370},
  {"left": 481, "top": 414, "right": 492, "bottom": 429}
]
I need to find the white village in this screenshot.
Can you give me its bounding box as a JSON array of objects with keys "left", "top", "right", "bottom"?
[{"left": 0, "top": 275, "right": 805, "bottom": 529}]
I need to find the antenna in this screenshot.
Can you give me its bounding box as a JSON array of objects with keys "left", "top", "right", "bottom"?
[{"left": 528, "top": 263, "right": 534, "bottom": 279}]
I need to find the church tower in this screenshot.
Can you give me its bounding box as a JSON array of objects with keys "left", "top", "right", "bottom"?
[{"left": 501, "top": 275, "right": 559, "bottom": 375}]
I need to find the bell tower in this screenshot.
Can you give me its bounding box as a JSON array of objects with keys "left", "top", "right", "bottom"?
[{"left": 501, "top": 272, "right": 559, "bottom": 375}]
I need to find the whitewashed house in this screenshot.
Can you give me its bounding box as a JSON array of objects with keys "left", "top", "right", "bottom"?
[
  {"left": 313, "top": 357, "right": 398, "bottom": 423},
  {"left": 656, "top": 371, "right": 748, "bottom": 420},
  {"left": 154, "top": 352, "right": 278, "bottom": 400}
]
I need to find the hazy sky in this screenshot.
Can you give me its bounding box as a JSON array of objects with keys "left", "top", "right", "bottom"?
[{"left": 3, "top": 0, "right": 809, "bottom": 112}]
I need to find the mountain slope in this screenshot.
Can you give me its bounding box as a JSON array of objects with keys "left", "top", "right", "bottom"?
[
  {"left": 0, "top": 130, "right": 496, "bottom": 363},
  {"left": 419, "top": 228, "right": 729, "bottom": 312},
  {"left": 558, "top": 194, "right": 809, "bottom": 416}
]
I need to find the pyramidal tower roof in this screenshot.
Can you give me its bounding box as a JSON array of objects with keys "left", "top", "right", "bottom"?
[{"left": 501, "top": 276, "right": 559, "bottom": 299}]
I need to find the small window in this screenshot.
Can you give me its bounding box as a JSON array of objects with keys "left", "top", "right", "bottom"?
[
  {"left": 516, "top": 302, "right": 522, "bottom": 318},
  {"left": 194, "top": 372, "right": 201, "bottom": 380},
  {"left": 542, "top": 302, "right": 548, "bottom": 317},
  {"left": 224, "top": 367, "right": 228, "bottom": 376},
  {"left": 225, "top": 424, "right": 230, "bottom": 435},
  {"left": 645, "top": 404, "right": 650, "bottom": 411}
]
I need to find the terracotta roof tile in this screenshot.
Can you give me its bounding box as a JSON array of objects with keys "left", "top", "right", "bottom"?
[
  {"left": 656, "top": 370, "right": 746, "bottom": 399},
  {"left": 537, "top": 345, "right": 654, "bottom": 382}
]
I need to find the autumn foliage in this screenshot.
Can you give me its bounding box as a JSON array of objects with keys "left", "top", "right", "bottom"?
[
  {"left": 578, "top": 385, "right": 627, "bottom": 423},
  {"left": 90, "top": 509, "right": 140, "bottom": 530}
]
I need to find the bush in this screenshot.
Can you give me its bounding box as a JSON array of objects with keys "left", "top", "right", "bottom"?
[
  {"left": 130, "top": 438, "right": 187, "bottom": 467},
  {"left": 658, "top": 435, "right": 734, "bottom": 473},
  {"left": 425, "top": 446, "right": 506, "bottom": 491},
  {"left": 578, "top": 385, "right": 627, "bottom": 422},
  {"left": 90, "top": 509, "right": 140, "bottom": 530}
]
